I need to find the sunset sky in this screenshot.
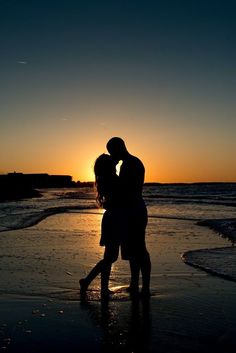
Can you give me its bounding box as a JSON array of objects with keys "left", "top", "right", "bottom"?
[{"left": 0, "top": 0, "right": 235, "bottom": 182}]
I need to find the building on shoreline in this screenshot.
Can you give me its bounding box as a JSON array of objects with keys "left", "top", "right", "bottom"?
[
  {"left": 0, "top": 173, "right": 77, "bottom": 201},
  {"left": 0, "top": 172, "right": 75, "bottom": 189}
]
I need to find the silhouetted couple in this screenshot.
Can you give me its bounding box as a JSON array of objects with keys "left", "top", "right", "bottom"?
[{"left": 80, "top": 137, "right": 151, "bottom": 299}]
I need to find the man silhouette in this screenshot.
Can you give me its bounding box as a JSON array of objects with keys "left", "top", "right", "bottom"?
[{"left": 106, "top": 137, "right": 151, "bottom": 296}]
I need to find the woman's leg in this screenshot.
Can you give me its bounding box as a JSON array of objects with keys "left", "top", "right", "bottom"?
[
  {"left": 101, "top": 242, "right": 119, "bottom": 293},
  {"left": 80, "top": 242, "right": 119, "bottom": 294},
  {"left": 79, "top": 259, "right": 106, "bottom": 294},
  {"left": 100, "top": 261, "right": 112, "bottom": 294}
]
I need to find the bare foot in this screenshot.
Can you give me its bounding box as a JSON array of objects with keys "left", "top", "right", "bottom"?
[
  {"left": 140, "top": 288, "right": 151, "bottom": 299},
  {"left": 126, "top": 285, "right": 139, "bottom": 296}
]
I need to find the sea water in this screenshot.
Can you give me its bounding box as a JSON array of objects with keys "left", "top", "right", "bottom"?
[
  {"left": 1, "top": 183, "right": 236, "bottom": 230},
  {"left": 0, "top": 183, "right": 236, "bottom": 286}
]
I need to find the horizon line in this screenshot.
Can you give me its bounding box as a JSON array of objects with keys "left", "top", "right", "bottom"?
[{"left": 0, "top": 172, "right": 235, "bottom": 184}]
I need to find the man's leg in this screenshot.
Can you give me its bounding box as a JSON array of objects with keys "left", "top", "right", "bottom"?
[
  {"left": 129, "top": 258, "right": 140, "bottom": 294},
  {"left": 128, "top": 245, "right": 151, "bottom": 296},
  {"left": 141, "top": 248, "right": 151, "bottom": 296}
]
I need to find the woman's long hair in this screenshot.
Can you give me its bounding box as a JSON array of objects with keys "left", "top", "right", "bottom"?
[{"left": 94, "top": 154, "right": 116, "bottom": 207}]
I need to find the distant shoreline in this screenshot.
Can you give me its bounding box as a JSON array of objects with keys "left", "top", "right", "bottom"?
[
  {"left": 1, "top": 175, "right": 236, "bottom": 203},
  {"left": 144, "top": 181, "right": 236, "bottom": 185},
  {"left": 1, "top": 173, "right": 235, "bottom": 186},
  {"left": 0, "top": 173, "right": 94, "bottom": 202}
]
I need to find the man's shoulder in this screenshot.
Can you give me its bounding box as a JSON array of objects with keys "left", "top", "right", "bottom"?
[{"left": 124, "top": 154, "right": 144, "bottom": 170}]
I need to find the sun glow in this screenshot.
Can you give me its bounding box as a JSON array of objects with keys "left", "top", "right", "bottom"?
[{"left": 74, "top": 160, "right": 95, "bottom": 182}]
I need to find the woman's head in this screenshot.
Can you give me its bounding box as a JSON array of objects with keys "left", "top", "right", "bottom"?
[
  {"left": 94, "top": 154, "right": 116, "bottom": 206},
  {"left": 94, "top": 153, "right": 116, "bottom": 178}
]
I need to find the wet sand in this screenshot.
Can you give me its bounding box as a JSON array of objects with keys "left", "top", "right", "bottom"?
[{"left": 1, "top": 212, "right": 236, "bottom": 352}]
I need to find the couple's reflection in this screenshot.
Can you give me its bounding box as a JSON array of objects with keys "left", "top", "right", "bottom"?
[{"left": 80, "top": 296, "right": 151, "bottom": 352}]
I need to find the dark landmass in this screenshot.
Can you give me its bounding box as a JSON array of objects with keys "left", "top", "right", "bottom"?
[
  {"left": 0, "top": 173, "right": 96, "bottom": 202},
  {"left": 76, "top": 181, "right": 94, "bottom": 188},
  {"left": 0, "top": 183, "right": 41, "bottom": 202},
  {"left": 3, "top": 173, "right": 75, "bottom": 188},
  {"left": 0, "top": 173, "right": 75, "bottom": 202}
]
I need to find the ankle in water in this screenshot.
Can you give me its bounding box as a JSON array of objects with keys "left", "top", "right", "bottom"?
[
  {"left": 126, "top": 285, "right": 139, "bottom": 293},
  {"left": 79, "top": 278, "right": 88, "bottom": 292},
  {"left": 141, "top": 287, "right": 151, "bottom": 298}
]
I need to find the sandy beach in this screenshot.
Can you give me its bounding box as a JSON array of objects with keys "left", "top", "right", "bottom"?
[{"left": 1, "top": 212, "right": 236, "bottom": 352}]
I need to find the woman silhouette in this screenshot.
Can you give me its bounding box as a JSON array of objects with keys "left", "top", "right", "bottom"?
[{"left": 79, "top": 154, "right": 122, "bottom": 298}]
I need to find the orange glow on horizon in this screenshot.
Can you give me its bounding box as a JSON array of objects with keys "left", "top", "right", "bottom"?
[
  {"left": 3, "top": 146, "right": 236, "bottom": 184},
  {"left": 1, "top": 105, "right": 235, "bottom": 183}
]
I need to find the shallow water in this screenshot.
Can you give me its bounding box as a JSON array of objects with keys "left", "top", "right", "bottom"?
[
  {"left": 0, "top": 212, "right": 230, "bottom": 299},
  {"left": 1, "top": 184, "right": 236, "bottom": 231},
  {"left": 1, "top": 212, "right": 236, "bottom": 353},
  {"left": 0, "top": 184, "right": 236, "bottom": 285}
]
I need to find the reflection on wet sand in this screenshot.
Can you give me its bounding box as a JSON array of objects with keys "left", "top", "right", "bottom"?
[{"left": 80, "top": 295, "right": 151, "bottom": 353}]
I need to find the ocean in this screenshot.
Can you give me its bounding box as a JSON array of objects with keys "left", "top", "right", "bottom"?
[
  {"left": 0, "top": 183, "right": 236, "bottom": 284},
  {"left": 1, "top": 178, "right": 236, "bottom": 353},
  {"left": 1, "top": 183, "right": 236, "bottom": 230}
]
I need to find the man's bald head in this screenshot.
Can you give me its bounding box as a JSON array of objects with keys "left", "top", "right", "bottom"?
[{"left": 106, "top": 137, "right": 128, "bottom": 161}]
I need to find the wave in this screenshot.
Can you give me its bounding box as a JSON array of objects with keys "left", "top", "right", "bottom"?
[
  {"left": 144, "top": 195, "right": 236, "bottom": 207},
  {"left": 4, "top": 200, "right": 232, "bottom": 233},
  {"left": 146, "top": 194, "right": 236, "bottom": 200},
  {"left": 149, "top": 214, "right": 198, "bottom": 221},
  {"left": 197, "top": 218, "right": 236, "bottom": 242},
  {"left": 56, "top": 190, "right": 95, "bottom": 200},
  {"left": 182, "top": 218, "right": 236, "bottom": 282},
  {"left": 182, "top": 247, "right": 236, "bottom": 282},
  {"left": 0, "top": 209, "right": 198, "bottom": 232},
  {"left": 0, "top": 205, "right": 98, "bottom": 232}
]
